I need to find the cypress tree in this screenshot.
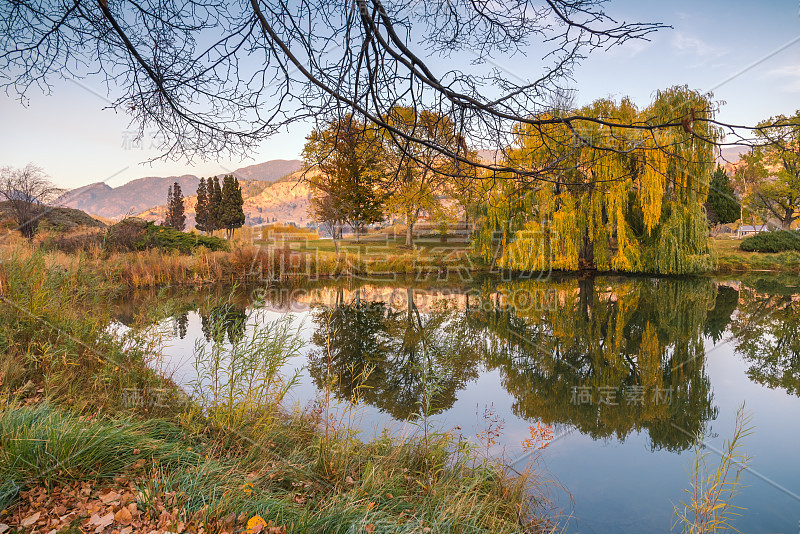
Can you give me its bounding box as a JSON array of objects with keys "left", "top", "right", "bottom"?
[
  {"left": 220, "top": 174, "right": 245, "bottom": 239},
  {"left": 165, "top": 181, "right": 186, "bottom": 231},
  {"left": 165, "top": 184, "right": 173, "bottom": 228},
  {"left": 195, "top": 177, "right": 209, "bottom": 233},
  {"left": 706, "top": 166, "right": 740, "bottom": 225},
  {"left": 209, "top": 176, "right": 223, "bottom": 233}
]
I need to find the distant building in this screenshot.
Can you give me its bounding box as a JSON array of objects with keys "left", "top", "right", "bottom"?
[{"left": 736, "top": 224, "right": 770, "bottom": 239}]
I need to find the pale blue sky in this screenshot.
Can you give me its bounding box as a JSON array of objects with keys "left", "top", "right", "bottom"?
[{"left": 1, "top": 0, "right": 798, "bottom": 190}]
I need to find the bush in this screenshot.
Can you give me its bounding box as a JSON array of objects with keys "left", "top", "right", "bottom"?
[
  {"left": 740, "top": 230, "right": 800, "bottom": 253},
  {"left": 107, "top": 218, "right": 228, "bottom": 253}
]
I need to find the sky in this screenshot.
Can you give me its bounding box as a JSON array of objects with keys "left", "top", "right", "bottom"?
[{"left": 1, "top": 0, "right": 798, "bottom": 190}]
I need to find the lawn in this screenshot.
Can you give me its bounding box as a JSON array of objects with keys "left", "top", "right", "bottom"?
[{"left": 712, "top": 237, "right": 800, "bottom": 273}]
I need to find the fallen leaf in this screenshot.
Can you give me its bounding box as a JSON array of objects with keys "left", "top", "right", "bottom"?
[
  {"left": 114, "top": 507, "right": 132, "bottom": 525},
  {"left": 0, "top": 523, "right": 8, "bottom": 533},
  {"left": 245, "top": 515, "right": 267, "bottom": 534},
  {"left": 20, "top": 512, "right": 40, "bottom": 528},
  {"left": 345, "top": 476, "right": 355, "bottom": 485},
  {"left": 89, "top": 512, "right": 114, "bottom": 532},
  {"left": 99, "top": 491, "right": 122, "bottom": 504},
  {"left": 365, "top": 524, "right": 375, "bottom": 533}
]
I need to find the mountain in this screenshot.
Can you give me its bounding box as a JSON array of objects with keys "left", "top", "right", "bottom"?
[
  {"left": 59, "top": 175, "right": 200, "bottom": 220},
  {"left": 231, "top": 159, "right": 302, "bottom": 182},
  {"left": 135, "top": 171, "right": 313, "bottom": 228},
  {"left": 58, "top": 159, "right": 303, "bottom": 220}
]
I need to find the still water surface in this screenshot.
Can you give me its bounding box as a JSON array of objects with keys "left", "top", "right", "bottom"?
[{"left": 116, "top": 273, "right": 800, "bottom": 533}]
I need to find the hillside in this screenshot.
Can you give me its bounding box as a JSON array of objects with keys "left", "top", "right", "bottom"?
[
  {"left": 0, "top": 201, "right": 106, "bottom": 231},
  {"left": 58, "top": 175, "right": 200, "bottom": 220},
  {"left": 135, "top": 171, "right": 312, "bottom": 228},
  {"left": 59, "top": 159, "right": 302, "bottom": 220}
]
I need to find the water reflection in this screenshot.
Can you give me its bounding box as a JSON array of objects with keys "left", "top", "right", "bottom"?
[
  {"left": 296, "top": 277, "right": 734, "bottom": 450},
  {"left": 730, "top": 277, "right": 800, "bottom": 396},
  {"left": 306, "top": 287, "right": 482, "bottom": 419},
  {"left": 115, "top": 274, "right": 800, "bottom": 451},
  {"left": 473, "top": 277, "right": 722, "bottom": 451},
  {"left": 113, "top": 274, "right": 800, "bottom": 533}
]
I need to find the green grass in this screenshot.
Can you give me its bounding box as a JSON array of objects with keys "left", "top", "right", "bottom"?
[{"left": 711, "top": 238, "right": 800, "bottom": 273}]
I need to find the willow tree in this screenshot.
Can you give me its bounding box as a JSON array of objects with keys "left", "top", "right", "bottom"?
[{"left": 474, "top": 86, "right": 721, "bottom": 275}]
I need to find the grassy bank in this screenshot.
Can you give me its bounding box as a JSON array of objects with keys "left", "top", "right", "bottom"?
[
  {"left": 0, "top": 251, "right": 547, "bottom": 533},
  {"left": 0, "top": 223, "right": 481, "bottom": 288},
  {"left": 711, "top": 238, "right": 800, "bottom": 274}
]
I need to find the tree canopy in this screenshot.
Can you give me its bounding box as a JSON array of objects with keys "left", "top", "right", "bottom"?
[
  {"left": 473, "top": 87, "right": 720, "bottom": 275},
  {"left": 0, "top": 164, "right": 62, "bottom": 239},
  {"left": 303, "top": 116, "right": 385, "bottom": 244},
  {"left": 164, "top": 182, "right": 186, "bottom": 231},
  {"left": 741, "top": 111, "right": 800, "bottom": 230},
  {"left": 706, "top": 166, "right": 740, "bottom": 225}
]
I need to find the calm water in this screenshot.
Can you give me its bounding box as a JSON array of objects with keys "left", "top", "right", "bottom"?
[{"left": 115, "top": 273, "right": 800, "bottom": 533}]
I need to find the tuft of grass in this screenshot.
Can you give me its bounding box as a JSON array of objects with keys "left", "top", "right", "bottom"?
[{"left": 673, "top": 404, "right": 753, "bottom": 534}]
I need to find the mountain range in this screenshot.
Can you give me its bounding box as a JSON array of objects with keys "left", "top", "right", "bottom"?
[
  {"left": 135, "top": 172, "right": 313, "bottom": 228},
  {"left": 58, "top": 159, "right": 302, "bottom": 220}
]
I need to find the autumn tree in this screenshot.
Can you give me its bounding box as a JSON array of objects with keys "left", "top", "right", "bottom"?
[
  {"left": 308, "top": 194, "right": 345, "bottom": 252},
  {"left": 220, "top": 174, "right": 245, "bottom": 239},
  {"left": 0, "top": 163, "right": 62, "bottom": 239},
  {"left": 303, "top": 116, "right": 385, "bottom": 244},
  {"left": 742, "top": 112, "right": 800, "bottom": 230},
  {"left": 164, "top": 182, "right": 186, "bottom": 231},
  {"left": 195, "top": 177, "right": 211, "bottom": 234},
  {"left": 381, "top": 107, "right": 476, "bottom": 247},
  {"left": 706, "top": 166, "right": 740, "bottom": 225}
]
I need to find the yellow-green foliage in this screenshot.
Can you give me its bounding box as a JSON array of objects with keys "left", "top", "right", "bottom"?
[{"left": 475, "top": 86, "right": 720, "bottom": 274}]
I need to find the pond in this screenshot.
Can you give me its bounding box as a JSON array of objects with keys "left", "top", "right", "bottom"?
[{"left": 114, "top": 272, "right": 800, "bottom": 533}]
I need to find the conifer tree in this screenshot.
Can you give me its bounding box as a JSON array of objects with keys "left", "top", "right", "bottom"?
[
  {"left": 209, "top": 176, "right": 224, "bottom": 233},
  {"left": 195, "top": 177, "right": 210, "bottom": 233},
  {"left": 220, "top": 174, "right": 245, "bottom": 239},
  {"left": 165, "top": 181, "right": 186, "bottom": 231}
]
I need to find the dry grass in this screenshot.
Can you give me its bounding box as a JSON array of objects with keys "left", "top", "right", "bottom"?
[{"left": 0, "top": 250, "right": 552, "bottom": 534}]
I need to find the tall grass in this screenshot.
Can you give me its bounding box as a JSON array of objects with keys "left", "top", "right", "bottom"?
[
  {"left": 185, "top": 306, "right": 303, "bottom": 435},
  {"left": 0, "top": 250, "right": 543, "bottom": 533},
  {"left": 673, "top": 404, "right": 753, "bottom": 533}
]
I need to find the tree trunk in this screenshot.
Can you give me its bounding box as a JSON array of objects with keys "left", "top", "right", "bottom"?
[
  {"left": 405, "top": 213, "right": 414, "bottom": 247},
  {"left": 781, "top": 208, "right": 794, "bottom": 230}
]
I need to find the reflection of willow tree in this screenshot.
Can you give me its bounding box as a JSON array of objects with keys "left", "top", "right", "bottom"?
[
  {"left": 730, "top": 279, "right": 800, "bottom": 395},
  {"left": 472, "top": 277, "right": 723, "bottom": 451},
  {"left": 307, "top": 288, "right": 481, "bottom": 419}
]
